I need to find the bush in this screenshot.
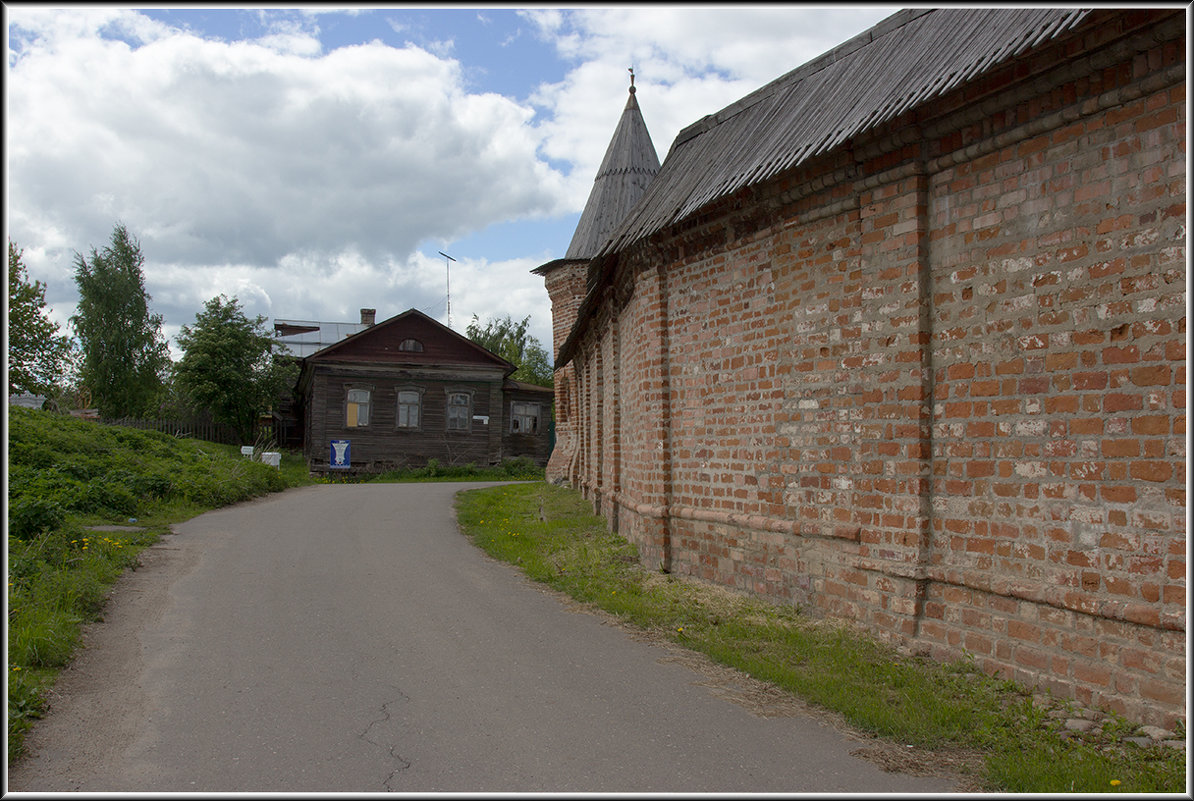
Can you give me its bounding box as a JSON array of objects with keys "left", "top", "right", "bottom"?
[
  {"left": 8, "top": 497, "right": 66, "bottom": 541},
  {"left": 499, "top": 456, "right": 541, "bottom": 478},
  {"left": 8, "top": 441, "right": 56, "bottom": 469}
]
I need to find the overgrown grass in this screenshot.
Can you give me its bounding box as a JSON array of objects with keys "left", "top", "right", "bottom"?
[
  {"left": 6, "top": 407, "right": 314, "bottom": 759},
  {"left": 455, "top": 482, "right": 1187, "bottom": 794}
]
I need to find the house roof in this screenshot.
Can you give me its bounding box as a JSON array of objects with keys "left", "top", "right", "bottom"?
[
  {"left": 274, "top": 318, "right": 370, "bottom": 357},
  {"left": 8, "top": 393, "right": 48, "bottom": 409},
  {"left": 594, "top": 7, "right": 1093, "bottom": 259},
  {"left": 307, "top": 308, "right": 515, "bottom": 372},
  {"left": 563, "top": 80, "right": 661, "bottom": 261},
  {"left": 504, "top": 378, "right": 554, "bottom": 394},
  {"left": 556, "top": 7, "right": 1107, "bottom": 365}
]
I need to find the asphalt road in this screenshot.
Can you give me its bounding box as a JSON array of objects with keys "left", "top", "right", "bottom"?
[{"left": 7, "top": 483, "right": 960, "bottom": 793}]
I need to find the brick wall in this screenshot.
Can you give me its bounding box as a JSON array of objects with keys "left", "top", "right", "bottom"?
[
  {"left": 539, "top": 261, "right": 587, "bottom": 483},
  {"left": 543, "top": 11, "right": 1186, "bottom": 727}
]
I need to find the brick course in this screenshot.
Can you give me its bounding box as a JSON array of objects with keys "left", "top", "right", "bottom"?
[{"left": 543, "top": 11, "right": 1186, "bottom": 728}]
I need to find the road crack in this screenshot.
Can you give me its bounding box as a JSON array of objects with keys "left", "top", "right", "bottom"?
[{"left": 358, "top": 690, "right": 411, "bottom": 791}]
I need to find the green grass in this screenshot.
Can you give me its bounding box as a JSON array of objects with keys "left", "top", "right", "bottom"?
[
  {"left": 455, "top": 482, "right": 1187, "bottom": 794},
  {"left": 320, "top": 456, "right": 545, "bottom": 483},
  {"left": 6, "top": 407, "right": 315, "bottom": 759}
]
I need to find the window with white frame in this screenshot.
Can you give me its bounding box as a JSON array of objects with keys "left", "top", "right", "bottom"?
[
  {"left": 397, "top": 389, "right": 421, "bottom": 429},
  {"left": 446, "top": 391, "right": 471, "bottom": 431},
  {"left": 511, "top": 402, "right": 540, "bottom": 434},
  {"left": 346, "top": 388, "right": 371, "bottom": 427}
]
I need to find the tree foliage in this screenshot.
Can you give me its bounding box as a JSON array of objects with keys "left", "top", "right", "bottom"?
[
  {"left": 8, "top": 240, "right": 74, "bottom": 396},
  {"left": 466, "top": 314, "right": 554, "bottom": 387},
  {"left": 174, "top": 294, "right": 297, "bottom": 441},
  {"left": 70, "top": 224, "right": 171, "bottom": 418}
]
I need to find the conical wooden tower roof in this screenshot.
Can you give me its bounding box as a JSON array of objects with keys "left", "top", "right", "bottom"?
[{"left": 564, "top": 78, "right": 660, "bottom": 260}]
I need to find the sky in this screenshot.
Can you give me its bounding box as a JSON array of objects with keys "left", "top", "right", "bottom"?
[{"left": 5, "top": 5, "right": 900, "bottom": 363}]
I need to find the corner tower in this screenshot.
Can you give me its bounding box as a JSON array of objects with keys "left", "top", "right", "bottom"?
[
  {"left": 564, "top": 69, "right": 661, "bottom": 261},
  {"left": 534, "top": 71, "right": 660, "bottom": 484}
]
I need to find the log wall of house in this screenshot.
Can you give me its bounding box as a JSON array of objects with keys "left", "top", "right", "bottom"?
[
  {"left": 548, "top": 11, "right": 1185, "bottom": 727},
  {"left": 502, "top": 384, "right": 556, "bottom": 466},
  {"left": 305, "top": 364, "right": 507, "bottom": 473}
]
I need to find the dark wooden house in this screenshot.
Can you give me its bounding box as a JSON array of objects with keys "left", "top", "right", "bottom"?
[{"left": 295, "top": 309, "right": 553, "bottom": 474}]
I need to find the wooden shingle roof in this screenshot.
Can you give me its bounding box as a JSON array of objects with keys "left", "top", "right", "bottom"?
[
  {"left": 564, "top": 86, "right": 661, "bottom": 260},
  {"left": 594, "top": 7, "right": 1092, "bottom": 259}
]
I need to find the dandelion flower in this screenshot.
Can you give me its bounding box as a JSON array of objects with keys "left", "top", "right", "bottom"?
[{"left": 1110, "top": 780, "right": 1121, "bottom": 787}]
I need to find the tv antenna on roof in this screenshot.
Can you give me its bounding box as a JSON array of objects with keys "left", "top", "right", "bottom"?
[{"left": 438, "top": 251, "right": 456, "bottom": 328}]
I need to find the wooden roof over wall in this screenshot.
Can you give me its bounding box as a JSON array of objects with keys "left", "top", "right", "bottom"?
[
  {"left": 555, "top": 7, "right": 1155, "bottom": 366},
  {"left": 594, "top": 7, "right": 1094, "bottom": 259}
]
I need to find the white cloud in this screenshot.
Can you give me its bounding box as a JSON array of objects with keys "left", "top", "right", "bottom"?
[
  {"left": 526, "top": 7, "right": 897, "bottom": 206},
  {"left": 6, "top": 6, "right": 899, "bottom": 371},
  {"left": 6, "top": 9, "right": 571, "bottom": 355}
]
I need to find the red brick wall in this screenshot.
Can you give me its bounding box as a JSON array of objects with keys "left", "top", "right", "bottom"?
[
  {"left": 539, "top": 262, "right": 587, "bottom": 483},
  {"left": 544, "top": 11, "right": 1186, "bottom": 727},
  {"left": 921, "top": 29, "right": 1186, "bottom": 722}
]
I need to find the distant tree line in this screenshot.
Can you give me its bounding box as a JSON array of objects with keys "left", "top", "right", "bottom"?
[{"left": 9, "top": 224, "right": 295, "bottom": 439}]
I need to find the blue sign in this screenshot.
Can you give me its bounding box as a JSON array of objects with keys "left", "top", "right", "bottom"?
[{"left": 330, "top": 439, "right": 351, "bottom": 469}]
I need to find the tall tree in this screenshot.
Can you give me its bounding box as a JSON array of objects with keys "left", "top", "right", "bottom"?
[
  {"left": 174, "top": 295, "right": 297, "bottom": 441},
  {"left": 71, "top": 224, "right": 171, "bottom": 418},
  {"left": 8, "top": 240, "right": 74, "bottom": 396},
  {"left": 466, "top": 314, "right": 554, "bottom": 387}
]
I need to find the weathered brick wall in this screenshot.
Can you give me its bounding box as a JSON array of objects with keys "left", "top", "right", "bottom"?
[
  {"left": 539, "top": 262, "right": 587, "bottom": 483},
  {"left": 544, "top": 10, "right": 1186, "bottom": 727},
  {"left": 920, "top": 27, "right": 1187, "bottom": 722}
]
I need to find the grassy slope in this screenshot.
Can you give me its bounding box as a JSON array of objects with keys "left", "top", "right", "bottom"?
[{"left": 456, "top": 482, "right": 1187, "bottom": 794}]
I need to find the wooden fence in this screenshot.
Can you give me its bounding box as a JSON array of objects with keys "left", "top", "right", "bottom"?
[{"left": 100, "top": 417, "right": 243, "bottom": 446}]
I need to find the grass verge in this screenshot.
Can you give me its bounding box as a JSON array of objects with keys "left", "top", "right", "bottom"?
[
  {"left": 455, "top": 482, "right": 1187, "bottom": 794},
  {"left": 7, "top": 407, "right": 315, "bottom": 760},
  {"left": 318, "top": 456, "right": 545, "bottom": 483}
]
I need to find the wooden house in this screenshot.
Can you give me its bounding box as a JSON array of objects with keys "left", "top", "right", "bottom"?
[
  {"left": 270, "top": 309, "right": 377, "bottom": 449},
  {"left": 295, "top": 309, "right": 553, "bottom": 474}
]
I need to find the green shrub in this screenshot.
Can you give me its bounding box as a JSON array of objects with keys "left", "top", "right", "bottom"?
[
  {"left": 500, "top": 456, "right": 541, "bottom": 477},
  {"left": 79, "top": 481, "right": 139, "bottom": 516},
  {"left": 8, "top": 441, "right": 56, "bottom": 469},
  {"left": 8, "top": 497, "right": 66, "bottom": 541},
  {"left": 61, "top": 460, "right": 100, "bottom": 481}
]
